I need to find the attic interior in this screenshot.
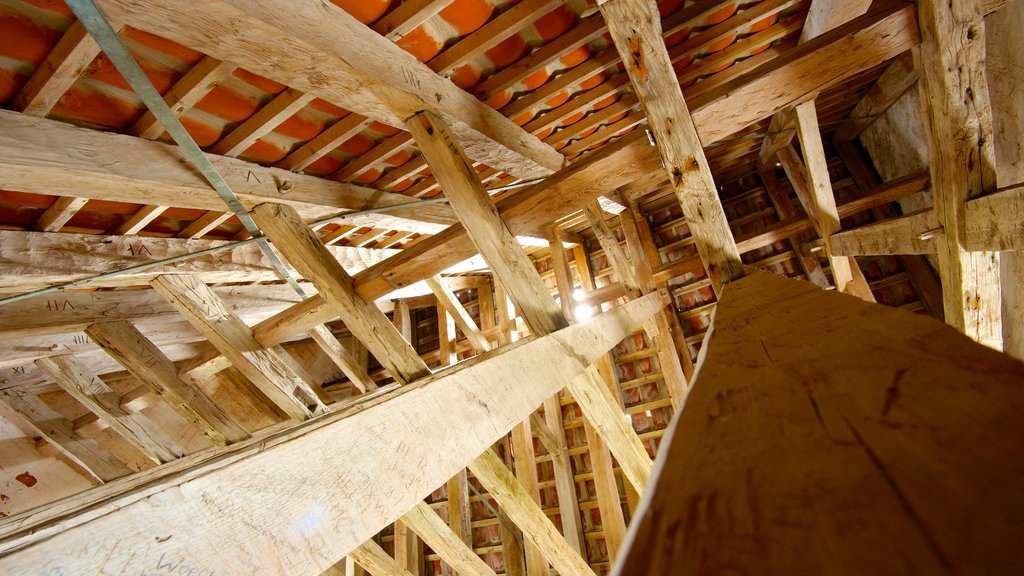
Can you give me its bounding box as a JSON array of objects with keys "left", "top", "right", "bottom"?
[{"left": 0, "top": 0, "right": 1021, "bottom": 573}]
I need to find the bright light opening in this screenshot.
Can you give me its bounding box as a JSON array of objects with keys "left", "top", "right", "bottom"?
[
  {"left": 575, "top": 305, "right": 595, "bottom": 320},
  {"left": 573, "top": 288, "right": 585, "bottom": 302}
]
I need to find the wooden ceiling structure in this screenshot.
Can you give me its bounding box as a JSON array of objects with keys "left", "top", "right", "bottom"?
[{"left": 0, "top": 0, "right": 1020, "bottom": 574}]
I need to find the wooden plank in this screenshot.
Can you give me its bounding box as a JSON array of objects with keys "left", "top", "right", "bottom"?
[
  {"left": 427, "top": 0, "right": 561, "bottom": 76},
  {"left": 399, "top": 502, "right": 496, "bottom": 576},
  {"left": 830, "top": 209, "right": 938, "bottom": 255},
  {"left": 371, "top": 0, "right": 453, "bottom": 40},
  {"left": 132, "top": 56, "right": 237, "bottom": 140},
  {"left": 211, "top": 89, "right": 315, "bottom": 157},
  {"left": 0, "top": 387, "right": 131, "bottom": 483},
  {"left": 176, "top": 210, "right": 232, "bottom": 239},
  {"left": 393, "top": 519, "right": 423, "bottom": 575},
  {"left": 468, "top": 450, "right": 596, "bottom": 576},
  {"left": 613, "top": 271, "right": 1024, "bottom": 575},
  {"left": 32, "top": 196, "right": 89, "bottom": 232},
  {"left": 251, "top": 203, "right": 432, "bottom": 385},
  {"left": 11, "top": 20, "right": 102, "bottom": 116},
  {"left": 508, "top": 419, "right": 549, "bottom": 576},
  {"left": 963, "top": 183, "right": 1024, "bottom": 252},
  {"left": 833, "top": 52, "right": 919, "bottom": 143},
  {"left": 916, "top": 0, "right": 1001, "bottom": 348},
  {"left": 35, "top": 355, "right": 184, "bottom": 464},
  {"left": 151, "top": 274, "right": 325, "bottom": 421},
  {"left": 0, "top": 294, "right": 662, "bottom": 575},
  {"left": 85, "top": 321, "right": 250, "bottom": 446},
  {"left": 406, "top": 111, "right": 567, "bottom": 336},
  {"left": 115, "top": 204, "right": 169, "bottom": 235},
  {"left": 276, "top": 113, "right": 371, "bottom": 172},
  {"left": 599, "top": 0, "right": 743, "bottom": 291},
  {"left": 425, "top": 276, "right": 492, "bottom": 353},
  {"left": 95, "top": 0, "right": 563, "bottom": 179},
  {"left": 0, "top": 110, "right": 455, "bottom": 233},
  {"left": 349, "top": 541, "right": 416, "bottom": 576},
  {"left": 307, "top": 325, "right": 377, "bottom": 393}
]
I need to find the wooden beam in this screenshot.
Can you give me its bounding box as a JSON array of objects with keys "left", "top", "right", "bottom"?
[
  {"left": 33, "top": 196, "right": 89, "bottom": 232},
  {"left": 759, "top": 167, "right": 831, "bottom": 288},
  {"left": 0, "top": 293, "right": 663, "bottom": 575},
  {"left": 830, "top": 209, "right": 939, "bottom": 256},
  {"left": 0, "top": 229, "right": 397, "bottom": 293},
  {"left": 833, "top": 52, "right": 919, "bottom": 143},
  {"left": 95, "top": 0, "right": 563, "bottom": 179},
  {"left": 307, "top": 325, "right": 378, "bottom": 393},
  {"left": 132, "top": 56, "right": 236, "bottom": 140},
  {"left": 406, "top": 110, "right": 654, "bottom": 494},
  {"left": 0, "top": 110, "right": 455, "bottom": 233},
  {"left": 251, "top": 204, "right": 431, "bottom": 385},
  {"left": 599, "top": 0, "right": 743, "bottom": 291},
  {"left": 0, "top": 387, "right": 131, "bottom": 483},
  {"left": 699, "top": 0, "right": 918, "bottom": 149},
  {"left": 986, "top": 0, "right": 1024, "bottom": 359},
  {"left": 11, "top": 20, "right": 102, "bottom": 116},
  {"left": 407, "top": 111, "right": 567, "bottom": 336},
  {"left": 400, "top": 502, "right": 496, "bottom": 576},
  {"left": 508, "top": 418, "right": 550, "bottom": 576},
  {"left": 212, "top": 90, "right": 315, "bottom": 157},
  {"left": 613, "top": 271, "right": 1024, "bottom": 575},
  {"left": 425, "top": 276, "right": 491, "bottom": 353},
  {"left": 35, "top": 355, "right": 184, "bottom": 464},
  {"left": 371, "top": 0, "right": 453, "bottom": 40},
  {"left": 85, "top": 321, "right": 250, "bottom": 446},
  {"left": 779, "top": 120, "right": 875, "bottom": 302},
  {"left": 349, "top": 540, "right": 416, "bottom": 576},
  {"left": 916, "top": 0, "right": 1001, "bottom": 348},
  {"left": 276, "top": 113, "right": 371, "bottom": 172},
  {"left": 151, "top": 274, "right": 325, "bottom": 420},
  {"left": 468, "top": 450, "right": 595, "bottom": 576}
]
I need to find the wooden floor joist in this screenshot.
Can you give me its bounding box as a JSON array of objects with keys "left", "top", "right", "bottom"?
[
  {"left": 0, "top": 293, "right": 663, "bottom": 576},
  {"left": 613, "top": 271, "right": 1024, "bottom": 575}
]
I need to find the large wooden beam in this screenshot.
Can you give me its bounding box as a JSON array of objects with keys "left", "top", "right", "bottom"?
[
  {"left": 0, "top": 110, "right": 454, "bottom": 234},
  {"left": 599, "top": 0, "right": 743, "bottom": 290},
  {"left": 613, "top": 271, "right": 1024, "bottom": 575},
  {"left": 833, "top": 52, "right": 919, "bottom": 143},
  {"left": 916, "top": 0, "right": 1001, "bottom": 348},
  {"left": 151, "top": 274, "right": 326, "bottom": 421},
  {"left": 93, "top": 0, "right": 563, "bottom": 179},
  {"left": 0, "top": 293, "right": 663, "bottom": 575}
]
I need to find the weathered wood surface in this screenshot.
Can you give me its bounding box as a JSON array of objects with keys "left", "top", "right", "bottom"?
[
  {"left": 93, "top": 0, "right": 563, "bottom": 179},
  {"left": 916, "top": 0, "right": 1001, "bottom": 347},
  {"left": 0, "top": 294, "right": 662, "bottom": 575},
  {"left": 0, "top": 110, "right": 454, "bottom": 233},
  {"left": 613, "top": 271, "right": 1024, "bottom": 575}
]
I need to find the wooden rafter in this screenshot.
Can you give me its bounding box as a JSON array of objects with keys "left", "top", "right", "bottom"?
[{"left": 598, "top": 0, "right": 743, "bottom": 291}]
